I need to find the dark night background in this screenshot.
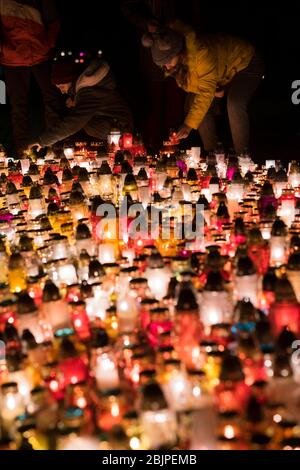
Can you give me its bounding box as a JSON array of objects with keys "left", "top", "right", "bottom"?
[{"left": 1, "top": 0, "right": 300, "bottom": 163}]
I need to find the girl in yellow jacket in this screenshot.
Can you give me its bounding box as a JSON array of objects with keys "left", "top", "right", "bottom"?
[{"left": 142, "top": 22, "right": 264, "bottom": 153}]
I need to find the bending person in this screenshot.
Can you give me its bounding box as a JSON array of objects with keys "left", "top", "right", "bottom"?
[
  {"left": 142, "top": 22, "right": 264, "bottom": 153},
  {"left": 29, "top": 57, "right": 133, "bottom": 149}
]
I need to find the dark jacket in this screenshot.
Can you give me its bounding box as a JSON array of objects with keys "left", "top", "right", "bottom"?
[
  {"left": 0, "top": 0, "right": 60, "bottom": 66},
  {"left": 39, "top": 60, "right": 133, "bottom": 147}
]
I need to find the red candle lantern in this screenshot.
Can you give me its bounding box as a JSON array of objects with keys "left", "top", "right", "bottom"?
[
  {"left": 69, "top": 301, "right": 91, "bottom": 341},
  {"left": 57, "top": 337, "right": 89, "bottom": 389},
  {"left": 269, "top": 276, "right": 300, "bottom": 337},
  {"left": 122, "top": 133, "right": 133, "bottom": 150}
]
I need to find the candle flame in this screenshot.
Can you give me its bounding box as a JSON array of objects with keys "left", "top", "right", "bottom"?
[{"left": 224, "top": 425, "right": 235, "bottom": 440}]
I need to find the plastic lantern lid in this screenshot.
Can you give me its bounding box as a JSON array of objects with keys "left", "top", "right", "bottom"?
[
  {"left": 80, "top": 280, "right": 93, "bottom": 299},
  {"left": 220, "top": 353, "right": 244, "bottom": 382},
  {"left": 114, "top": 150, "right": 125, "bottom": 166},
  {"left": 204, "top": 271, "right": 225, "bottom": 292},
  {"left": 21, "top": 175, "right": 33, "bottom": 187},
  {"left": 276, "top": 327, "right": 297, "bottom": 353},
  {"left": 140, "top": 382, "right": 168, "bottom": 411},
  {"left": 263, "top": 268, "right": 278, "bottom": 292},
  {"left": 232, "top": 170, "right": 244, "bottom": 184},
  {"left": 17, "top": 292, "right": 37, "bottom": 314},
  {"left": 136, "top": 168, "right": 148, "bottom": 181},
  {"left": 91, "top": 328, "right": 109, "bottom": 349},
  {"left": 234, "top": 298, "right": 257, "bottom": 322},
  {"left": 120, "top": 160, "right": 133, "bottom": 174},
  {"left": 176, "top": 282, "right": 198, "bottom": 311},
  {"left": 21, "top": 329, "right": 37, "bottom": 350},
  {"left": 97, "top": 160, "right": 112, "bottom": 176},
  {"left": 59, "top": 337, "right": 78, "bottom": 358},
  {"left": 89, "top": 259, "right": 104, "bottom": 278},
  {"left": 216, "top": 201, "right": 229, "bottom": 219},
  {"left": 43, "top": 280, "right": 61, "bottom": 302},
  {"left": 271, "top": 217, "right": 287, "bottom": 236},
  {"left": 78, "top": 168, "right": 89, "bottom": 182},
  {"left": 62, "top": 168, "right": 73, "bottom": 181},
  {"left": 29, "top": 183, "right": 42, "bottom": 200},
  {"left": 76, "top": 222, "right": 91, "bottom": 240},
  {"left": 44, "top": 168, "right": 58, "bottom": 186},
  {"left": 236, "top": 255, "right": 256, "bottom": 276},
  {"left": 124, "top": 173, "right": 137, "bottom": 191},
  {"left": 274, "top": 275, "right": 297, "bottom": 302},
  {"left": 69, "top": 190, "right": 85, "bottom": 205}
]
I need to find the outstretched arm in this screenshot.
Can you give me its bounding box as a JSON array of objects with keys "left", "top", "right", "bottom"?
[
  {"left": 184, "top": 50, "right": 218, "bottom": 130},
  {"left": 38, "top": 90, "right": 98, "bottom": 147}
]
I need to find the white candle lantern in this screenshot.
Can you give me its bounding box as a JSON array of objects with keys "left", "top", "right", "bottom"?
[
  {"left": 0, "top": 383, "right": 25, "bottom": 433},
  {"left": 52, "top": 236, "right": 70, "bottom": 260},
  {"left": 209, "top": 177, "right": 219, "bottom": 200},
  {"left": 138, "top": 185, "right": 151, "bottom": 208},
  {"left": 260, "top": 221, "right": 272, "bottom": 240},
  {"left": 108, "top": 129, "right": 121, "bottom": 147},
  {"left": 278, "top": 189, "right": 296, "bottom": 228},
  {"left": 145, "top": 267, "right": 171, "bottom": 301},
  {"left": 17, "top": 293, "right": 46, "bottom": 344},
  {"left": 200, "top": 290, "right": 233, "bottom": 327},
  {"left": 117, "top": 294, "right": 138, "bottom": 332},
  {"left": 98, "top": 243, "right": 116, "bottom": 264},
  {"left": 288, "top": 161, "right": 300, "bottom": 188},
  {"left": 85, "top": 285, "right": 110, "bottom": 321},
  {"left": 58, "top": 436, "right": 100, "bottom": 450},
  {"left": 20, "top": 159, "right": 30, "bottom": 175},
  {"left": 8, "top": 369, "right": 34, "bottom": 406},
  {"left": 200, "top": 272, "right": 233, "bottom": 327},
  {"left": 42, "top": 280, "right": 71, "bottom": 332},
  {"left": 286, "top": 253, "right": 300, "bottom": 303},
  {"left": 270, "top": 237, "right": 286, "bottom": 267},
  {"left": 95, "top": 353, "right": 120, "bottom": 392},
  {"left": 28, "top": 198, "right": 46, "bottom": 219},
  {"left": 122, "top": 247, "right": 135, "bottom": 266},
  {"left": 265, "top": 160, "right": 276, "bottom": 169},
  {"left": 64, "top": 147, "right": 74, "bottom": 158},
  {"left": 140, "top": 382, "right": 177, "bottom": 450},
  {"left": 186, "top": 147, "right": 201, "bottom": 168},
  {"left": 235, "top": 256, "right": 259, "bottom": 307},
  {"left": 58, "top": 262, "right": 78, "bottom": 286},
  {"left": 162, "top": 370, "right": 193, "bottom": 411}
]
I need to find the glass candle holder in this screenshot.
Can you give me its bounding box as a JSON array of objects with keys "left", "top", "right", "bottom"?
[
  {"left": 96, "top": 388, "right": 125, "bottom": 432},
  {"left": 117, "top": 295, "right": 138, "bottom": 333},
  {"left": 139, "top": 381, "right": 177, "bottom": 449},
  {"left": 0, "top": 382, "right": 25, "bottom": 435},
  {"left": 69, "top": 301, "right": 91, "bottom": 341}
]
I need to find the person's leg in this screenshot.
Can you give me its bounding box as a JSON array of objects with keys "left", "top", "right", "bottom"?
[
  {"left": 32, "top": 60, "right": 63, "bottom": 128},
  {"left": 197, "top": 97, "right": 218, "bottom": 152},
  {"left": 84, "top": 116, "right": 113, "bottom": 141},
  {"left": 227, "top": 53, "right": 265, "bottom": 154},
  {"left": 4, "top": 66, "right": 31, "bottom": 153}
]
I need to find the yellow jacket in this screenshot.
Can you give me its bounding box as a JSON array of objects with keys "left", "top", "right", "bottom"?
[{"left": 168, "top": 22, "right": 255, "bottom": 130}]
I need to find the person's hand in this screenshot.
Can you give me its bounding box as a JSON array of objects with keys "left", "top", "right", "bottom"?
[
  {"left": 176, "top": 124, "right": 192, "bottom": 140},
  {"left": 66, "top": 97, "right": 75, "bottom": 108},
  {"left": 215, "top": 88, "right": 225, "bottom": 98}
]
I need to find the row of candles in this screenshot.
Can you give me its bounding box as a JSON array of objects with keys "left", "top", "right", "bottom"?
[{"left": 0, "top": 134, "right": 299, "bottom": 450}]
